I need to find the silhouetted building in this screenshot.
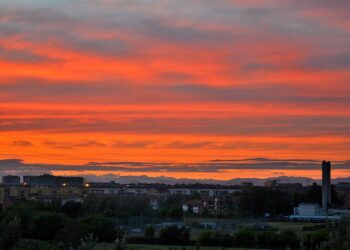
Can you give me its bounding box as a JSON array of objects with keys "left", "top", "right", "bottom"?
[
  {"left": 169, "top": 187, "right": 239, "bottom": 197},
  {"left": 23, "top": 174, "right": 84, "bottom": 187},
  {"left": 322, "top": 161, "right": 331, "bottom": 212},
  {"left": 88, "top": 182, "right": 122, "bottom": 195},
  {"left": 264, "top": 179, "right": 278, "bottom": 188},
  {"left": 2, "top": 175, "right": 20, "bottom": 186},
  {"left": 241, "top": 182, "right": 254, "bottom": 188},
  {"left": 345, "top": 190, "right": 350, "bottom": 209},
  {"left": 277, "top": 183, "right": 303, "bottom": 194}
]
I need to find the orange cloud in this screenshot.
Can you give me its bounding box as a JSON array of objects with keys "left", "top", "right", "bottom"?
[{"left": 1, "top": 0, "right": 350, "bottom": 179}]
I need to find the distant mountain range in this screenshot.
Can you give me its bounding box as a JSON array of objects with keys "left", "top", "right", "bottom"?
[{"left": 80, "top": 174, "right": 350, "bottom": 186}]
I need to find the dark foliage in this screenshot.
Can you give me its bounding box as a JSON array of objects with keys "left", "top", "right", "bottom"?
[
  {"left": 237, "top": 188, "right": 292, "bottom": 216},
  {"left": 80, "top": 215, "right": 117, "bottom": 242},
  {"left": 159, "top": 225, "right": 190, "bottom": 245},
  {"left": 199, "top": 231, "right": 234, "bottom": 247},
  {"left": 61, "top": 201, "right": 82, "bottom": 218}
]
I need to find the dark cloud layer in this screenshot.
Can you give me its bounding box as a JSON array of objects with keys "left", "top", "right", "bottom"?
[{"left": 0, "top": 158, "right": 349, "bottom": 174}]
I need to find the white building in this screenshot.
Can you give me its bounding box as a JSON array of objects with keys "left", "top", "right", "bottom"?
[
  {"left": 294, "top": 203, "right": 322, "bottom": 216},
  {"left": 290, "top": 203, "right": 342, "bottom": 221}
]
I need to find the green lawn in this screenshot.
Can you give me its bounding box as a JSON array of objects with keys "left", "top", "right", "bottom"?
[{"left": 97, "top": 244, "right": 269, "bottom": 250}]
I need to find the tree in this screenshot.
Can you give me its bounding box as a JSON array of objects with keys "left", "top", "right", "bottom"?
[
  {"left": 0, "top": 217, "right": 21, "bottom": 250},
  {"left": 305, "top": 183, "right": 322, "bottom": 205},
  {"left": 77, "top": 234, "right": 98, "bottom": 250},
  {"left": 83, "top": 195, "right": 152, "bottom": 218},
  {"left": 144, "top": 225, "right": 155, "bottom": 238},
  {"left": 303, "top": 229, "right": 328, "bottom": 250},
  {"left": 167, "top": 205, "right": 183, "bottom": 219},
  {"left": 278, "top": 230, "right": 298, "bottom": 248},
  {"left": 256, "top": 231, "right": 276, "bottom": 249},
  {"left": 55, "top": 220, "right": 90, "bottom": 249},
  {"left": 199, "top": 231, "right": 233, "bottom": 247},
  {"left": 236, "top": 188, "right": 292, "bottom": 217},
  {"left": 13, "top": 240, "right": 40, "bottom": 250},
  {"left": 62, "top": 201, "right": 82, "bottom": 218},
  {"left": 30, "top": 212, "right": 66, "bottom": 240},
  {"left": 114, "top": 235, "right": 127, "bottom": 250},
  {"left": 80, "top": 215, "right": 117, "bottom": 242},
  {"left": 321, "top": 219, "right": 350, "bottom": 249},
  {"left": 160, "top": 225, "right": 190, "bottom": 245},
  {"left": 331, "top": 185, "right": 342, "bottom": 206},
  {"left": 233, "top": 228, "right": 256, "bottom": 248},
  {"left": 5, "top": 201, "right": 36, "bottom": 238}
]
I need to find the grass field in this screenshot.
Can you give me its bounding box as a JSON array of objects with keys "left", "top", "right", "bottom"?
[{"left": 97, "top": 244, "right": 269, "bottom": 250}]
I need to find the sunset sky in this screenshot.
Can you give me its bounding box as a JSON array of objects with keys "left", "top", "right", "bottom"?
[{"left": 1, "top": 0, "right": 350, "bottom": 180}]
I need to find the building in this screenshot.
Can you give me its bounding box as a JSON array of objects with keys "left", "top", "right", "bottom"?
[
  {"left": 0, "top": 186, "right": 6, "bottom": 205},
  {"left": 182, "top": 200, "right": 203, "bottom": 215},
  {"left": 169, "top": 187, "right": 239, "bottom": 197},
  {"left": 204, "top": 198, "right": 227, "bottom": 217},
  {"left": 277, "top": 183, "right": 303, "bottom": 194},
  {"left": 23, "top": 174, "right": 84, "bottom": 187},
  {"left": 294, "top": 203, "right": 322, "bottom": 216},
  {"left": 9, "top": 185, "right": 30, "bottom": 200},
  {"left": 88, "top": 182, "right": 122, "bottom": 195},
  {"left": 334, "top": 182, "right": 350, "bottom": 197},
  {"left": 146, "top": 187, "right": 169, "bottom": 198},
  {"left": 290, "top": 161, "right": 350, "bottom": 222},
  {"left": 0, "top": 184, "right": 86, "bottom": 208},
  {"left": 322, "top": 161, "right": 331, "bottom": 212},
  {"left": 182, "top": 198, "right": 227, "bottom": 217},
  {"left": 2, "top": 175, "right": 21, "bottom": 186},
  {"left": 345, "top": 190, "right": 350, "bottom": 209},
  {"left": 290, "top": 203, "right": 343, "bottom": 221}
]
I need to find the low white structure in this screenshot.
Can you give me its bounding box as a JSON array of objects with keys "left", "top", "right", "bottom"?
[
  {"left": 290, "top": 203, "right": 343, "bottom": 222},
  {"left": 294, "top": 203, "right": 322, "bottom": 216}
]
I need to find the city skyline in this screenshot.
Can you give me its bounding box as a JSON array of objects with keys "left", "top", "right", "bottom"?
[{"left": 1, "top": 1, "right": 350, "bottom": 179}]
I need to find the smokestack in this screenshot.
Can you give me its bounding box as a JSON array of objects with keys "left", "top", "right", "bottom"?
[{"left": 322, "top": 161, "right": 331, "bottom": 212}]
